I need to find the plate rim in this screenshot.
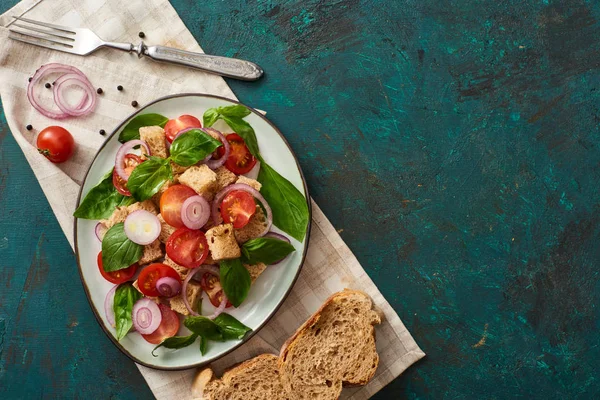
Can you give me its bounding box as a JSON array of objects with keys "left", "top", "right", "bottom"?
[{"left": 73, "top": 92, "right": 312, "bottom": 370}]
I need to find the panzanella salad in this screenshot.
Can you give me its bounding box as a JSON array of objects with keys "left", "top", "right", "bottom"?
[{"left": 75, "top": 105, "right": 309, "bottom": 355}]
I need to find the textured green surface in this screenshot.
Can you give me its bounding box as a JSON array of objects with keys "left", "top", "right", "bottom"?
[{"left": 2, "top": 0, "right": 600, "bottom": 398}]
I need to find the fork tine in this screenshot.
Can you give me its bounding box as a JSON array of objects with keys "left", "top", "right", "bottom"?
[
  {"left": 9, "top": 32, "right": 74, "bottom": 51},
  {"left": 12, "top": 23, "right": 75, "bottom": 42},
  {"left": 12, "top": 16, "right": 76, "bottom": 34}
]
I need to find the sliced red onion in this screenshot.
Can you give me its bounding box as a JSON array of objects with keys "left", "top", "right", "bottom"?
[
  {"left": 105, "top": 285, "right": 117, "bottom": 327},
  {"left": 243, "top": 160, "right": 261, "bottom": 180},
  {"left": 200, "top": 128, "right": 230, "bottom": 170},
  {"left": 124, "top": 210, "right": 161, "bottom": 245},
  {"left": 181, "top": 195, "right": 210, "bottom": 230},
  {"left": 115, "top": 140, "right": 150, "bottom": 181},
  {"left": 53, "top": 72, "right": 96, "bottom": 117},
  {"left": 264, "top": 232, "right": 292, "bottom": 265},
  {"left": 95, "top": 222, "right": 108, "bottom": 241},
  {"left": 132, "top": 298, "right": 162, "bottom": 334},
  {"left": 156, "top": 276, "right": 181, "bottom": 297},
  {"left": 181, "top": 265, "right": 220, "bottom": 317},
  {"left": 211, "top": 183, "right": 272, "bottom": 236}
]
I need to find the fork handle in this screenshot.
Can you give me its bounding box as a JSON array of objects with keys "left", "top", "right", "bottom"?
[{"left": 143, "top": 45, "right": 263, "bottom": 81}]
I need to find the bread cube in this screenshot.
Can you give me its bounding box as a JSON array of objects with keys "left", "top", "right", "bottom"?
[
  {"left": 236, "top": 176, "right": 261, "bottom": 191},
  {"left": 205, "top": 223, "right": 241, "bottom": 261},
  {"left": 139, "top": 239, "right": 163, "bottom": 265},
  {"left": 178, "top": 165, "right": 217, "bottom": 200},
  {"left": 139, "top": 126, "right": 168, "bottom": 159},
  {"left": 214, "top": 166, "right": 237, "bottom": 193},
  {"left": 234, "top": 207, "right": 269, "bottom": 243},
  {"left": 169, "top": 280, "right": 202, "bottom": 316},
  {"left": 163, "top": 254, "right": 189, "bottom": 280},
  {"left": 101, "top": 206, "right": 129, "bottom": 229},
  {"left": 244, "top": 262, "right": 267, "bottom": 283},
  {"left": 126, "top": 200, "right": 158, "bottom": 215},
  {"left": 157, "top": 214, "right": 176, "bottom": 243}
]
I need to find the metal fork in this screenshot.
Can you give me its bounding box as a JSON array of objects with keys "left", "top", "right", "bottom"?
[{"left": 8, "top": 17, "right": 264, "bottom": 81}]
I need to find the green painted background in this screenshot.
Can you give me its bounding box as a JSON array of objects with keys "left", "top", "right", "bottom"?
[{"left": 1, "top": 0, "right": 599, "bottom": 398}]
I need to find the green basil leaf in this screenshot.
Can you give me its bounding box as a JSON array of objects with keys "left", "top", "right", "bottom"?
[
  {"left": 203, "top": 108, "right": 220, "bottom": 127},
  {"left": 152, "top": 334, "right": 198, "bottom": 357},
  {"left": 118, "top": 113, "right": 169, "bottom": 143},
  {"left": 220, "top": 259, "right": 252, "bottom": 307},
  {"left": 213, "top": 313, "right": 252, "bottom": 340},
  {"left": 169, "top": 129, "right": 222, "bottom": 167},
  {"left": 241, "top": 237, "right": 296, "bottom": 265},
  {"left": 113, "top": 283, "right": 142, "bottom": 341},
  {"left": 217, "top": 105, "right": 252, "bottom": 118},
  {"left": 127, "top": 156, "right": 172, "bottom": 201},
  {"left": 74, "top": 169, "right": 135, "bottom": 219},
  {"left": 199, "top": 336, "right": 207, "bottom": 355},
  {"left": 221, "top": 115, "right": 260, "bottom": 158},
  {"left": 184, "top": 316, "right": 224, "bottom": 341},
  {"left": 257, "top": 162, "right": 309, "bottom": 242},
  {"left": 101, "top": 223, "right": 143, "bottom": 272}
]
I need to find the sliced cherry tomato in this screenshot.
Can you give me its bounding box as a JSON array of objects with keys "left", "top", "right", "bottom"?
[
  {"left": 36, "top": 126, "right": 75, "bottom": 163},
  {"left": 141, "top": 304, "right": 180, "bottom": 344},
  {"left": 164, "top": 115, "right": 202, "bottom": 143},
  {"left": 137, "top": 263, "right": 181, "bottom": 297},
  {"left": 113, "top": 154, "right": 144, "bottom": 196},
  {"left": 97, "top": 251, "right": 137, "bottom": 284},
  {"left": 220, "top": 190, "right": 256, "bottom": 229},
  {"left": 200, "top": 273, "right": 232, "bottom": 308},
  {"left": 210, "top": 290, "right": 233, "bottom": 308},
  {"left": 166, "top": 227, "right": 209, "bottom": 268},
  {"left": 216, "top": 133, "right": 257, "bottom": 174},
  {"left": 160, "top": 184, "right": 197, "bottom": 227}
]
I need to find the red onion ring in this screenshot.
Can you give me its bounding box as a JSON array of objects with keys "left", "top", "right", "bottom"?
[
  {"left": 211, "top": 183, "right": 272, "bottom": 236},
  {"left": 264, "top": 232, "right": 292, "bottom": 265},
  {"left": 27, "top": 63, "right": 96, "bottom": 119},
  {"left": 132, "top": 298, "right": 162, "bottom": 334},
  {"left": 115, "top": 140, "right": 150, "bottom": 181},
  {"left": 181, "top": 265, "right": 223, "bottom": 318},
  {"left": 52, "top": 73, "right": 97, "bottom": 117},
  {"left": 105, "top": 285, "right": 117, "bottom": 327},
  {"left": 181, "top": 195, "right": 211, "bottom": 230},
  {"left": 124, "top": 210, "right": 161, "bottom": 245},
  {"left": 200, "top": 128, "right": 230, "bottom": 170},
  {"left": 156, "top": 276, "right": 181, "bottom": 297},
  {"left": 95, "top": 222, "right": 108, "bottom": 242}
]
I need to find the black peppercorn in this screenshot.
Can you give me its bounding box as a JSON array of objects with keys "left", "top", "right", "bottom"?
[
  {"left": 97, "top": 88, "right": 103, "bottom": 94},
  {"left": 99, "top": 129, "right": 106, "bottom": 136},
  {"left": 131, "top": 100, "right": 138, "bottom": 107},
  {"left": 28, "top": 77, "right": 32, "bottom": 82},
  {"left": 45, "top": 82, "right": 51, "bottom": 88},
  {"left": 117, "top": 85, "right": 123, "bottom": 91},
  {"left": 138, "top": 32, "right": 145, "bottom": 38},
  {"left": 26, "top": 124, "right": 33, "bottom": 131}
]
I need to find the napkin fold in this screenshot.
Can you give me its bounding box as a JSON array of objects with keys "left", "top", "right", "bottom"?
[{"left": 0, "top": 0, "right": 425, "bottom": 398}]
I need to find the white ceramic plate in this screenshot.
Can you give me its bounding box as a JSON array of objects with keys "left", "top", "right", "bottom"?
[{"left": 75, "top": 93, "right": 310, "bottom": 370}]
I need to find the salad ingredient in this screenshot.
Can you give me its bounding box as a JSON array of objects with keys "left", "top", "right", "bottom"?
[
  {"left": 169, "top": 129, "right": 222, "bottom": 167},
  {"left": 213, "top": 313, "right": 252, "bottom": 340},
  {"left": 216, "top": 133, "right": 257, "bottom": 174},
  {"left": 113, "top": 154, "right": 144, "bottom": 196},
  {"left": 138, "top": 32, "right": 145, "bottom": 38},
  {"left": 209, "top": 290, "right": 231, "bottom": 310},
  {"left": 118, "top": 113, "right": 169, "bottom": 143},
  {"left": 45, "top": 82, "right": 51, "bottom": 89},
  {"left": 205, "top": 224, "right": 241, "bottom": 261},
  {"left": 220, "top": 190, "right": 256, "bottom": 229},
  {"left": 219, "top": 258, "right": 252, "bottom": 307},
  {"left": 166, "top": 227, "right": 209, "bottom": 268},
  {"left": 199, "top": 273, "right": 232, "bottom": 309},
  {"left": 97, "top": 88, "right": 103, "bottom": 94},
  {"left": 263, "top": 232, "right": 292, "bottom": 264},
  {"left": 241, "top": 236, "right": 295, "bottom": 265},
  {"left": 160, "top": 184, "right": 197, "bottom": 228},
  {"left": 131, "top": 101, "right": 138, "bottom": 108},
  {"left": 152, "top": 333, "right": 198, "bottom": 357},
  {"left": 95, "top": 222, "right": 108, "bottom": 241},
  {"left": 115, "top": 140, "right": 150, "bottom": 181},
  {"left": 127, "top": 156, "right": 172, "bottom": 201},
  {"left": 181, "top": 195, "right": 211, "bottom": 230},
  {"left": 99, "top": 129, "right": 106, "bottom": 136},
  {"left": 113, "top": 283, "right": 143, "bottom": 340},
  {"left": 26, "top": 124, "right": 33, "bottom": 131},
  {"left": 201, "top": 128, "right": 230, "bottom": 169},
  {"left": 141, "top": 304, "right": 181, "bottom": 344},
  {"left": 74, "top": 169, "right": 136, "bottom": 219},
  {"left": 203, "top": 104, "right": 251, "bottom": 127},
  {"left": 112, "top": 169, "right": 131, "bottom": 196},
  {"left": 137, "top": 263, "right": 181, "bottom": 297},
  {"left": 212, "top": 183, "right": 272, "bottom": 237},
  {"left": 36, "top": 126, "right": 75, "bottom": 163},
  {"left": 184, "top": 313, "right": 252, "bottom": 342},
  {"left": 28, "top": 63, "right": 96, "bottom": 119},
  {"left": 97, "top": 251, "right": 138, "bottom": 284},
  {"left": 53, "top": 72, "right": 97, "bottom": 117},
  {"left": 104, "top": 285, "right": 117, "bottom": 327},
  {"left": 117, "top": 85, "right": 123, "bottom": 91},
  {"left": 200, "top": 336, "right": 207, "bottom": 355},
  {"left": 181, "top": 265, "right": 221, "bottom": 317},
  {"left": 132, "top": 298, "right": 162, "bottom": 334},
  {"left": 124, "top": 210, "right": 161, "bottom": 245},
  {"left": 164, "top": 114, "right": 202, "bottom": 143},
  {"left": 101, "top": 223, "right": 143, "bottom": 272},
  {"left": 156, "top": 276, "right": 181, "bottom": 297},
  {"left": 203, "top": 105, "right": 259, "bottom": 157}
]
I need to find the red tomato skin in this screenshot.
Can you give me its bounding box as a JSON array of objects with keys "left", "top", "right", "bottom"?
[
  {"left": 216, "top": 133, "right": 257, "bottom": 174},
  {"left": 165, "top": 227, "right": 209, "bottom": 268},
  {"left": 137, "top": 263, "right": 181, "bottom": 297},
  {"left": 141, "top": 304, "right": 181, "bottom": 344},
  {"left": 164, "top": 115, "right": 201, "bottom": 143},
  {"left": 97, "top": 252, "right": 137, "bottom": 284},
  {"left": 160, "top": 185, "right": 197, "bottom": 228},
  {"left": 36, "top": 126, "right": 75, "bottom": 163},
  {"left": 113, "top": 154, "right": 143, "bottom": 196},
  {"left": 220, "top": 190, "right": 256, "bottom": 229}
]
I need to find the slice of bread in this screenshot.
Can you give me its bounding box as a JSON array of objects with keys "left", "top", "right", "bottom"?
[{"left": 278, "top": 289, "right": 381, "bottom": 397}]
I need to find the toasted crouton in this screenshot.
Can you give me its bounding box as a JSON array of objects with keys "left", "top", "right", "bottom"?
[
  {"left": 205, "top": 223, "right": 241, "bottom": 260},
  {"left": 171, "top": 161, "right": 188, "bottom": 176},
  {"left": 139, "top": 240, "right": 163, "bottom": 265},
  {"left": 178, "top": 165, "right": 218, "bottom": 200},
  {"left": 101, "top": 207, "right": 129, "bottom": 229},
  {"left": 157, "top": 214, "right": 176, "bottom": 243},
  {"left": 234, "top": 207, "right": 269, "bottom": 243},
  {"left": 244, "top": 262, "right": 267, "bottom": 283},
  {"left": 139, "top": 126, "right": 168, "bottom": 159},
  {"left": 169, "top": 280, "right": 202, "bottom": 316},
  {"left": 126, "top": 200, "right": 158, "bottom": 215},
  {"left": 236, "top": 176, "right": 262, "bottom": 191},
  {"left": 214, "top": 166, "right": 237, "bottom": 193},
  {"left": 163, "top": 254, "right": 189, "bottom": 280}
]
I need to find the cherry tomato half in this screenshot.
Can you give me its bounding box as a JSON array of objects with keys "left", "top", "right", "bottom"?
[
  {"left": 137, "top": 263, "right": 181, "bottom": 297},
  {"left": 97, "top": 251, "right": 137, "bottom": 284},
  {"left": 216, "top": 133, "right": 257, "bottom": 174},
  {"left": 200, "top": 273, "right": 232, "bottom": 308},
  {"left": 141, "top": 304, "right": 180, "bottom": 344},
  {"left": 164, "top": 115, "right": 202, "bottom": 143},
  {"left": 166, "top": 227, "right": 209, "bottom": 268},
  {"left": 36, "top": 126, "right": 75, "bottom": 163},
  {"left": 221, "top": 190, "right": 256, "bottom": 229},
  {"left": 160, "top": 184, "right": 197, "bottom": 228},
  {"left": 113, "top": 154, "right": 144, "bottom": 196}
]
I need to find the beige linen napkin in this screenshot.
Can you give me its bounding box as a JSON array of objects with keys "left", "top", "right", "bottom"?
[{"left": 0, "top": 0, "right": 425, "bottom": 398}]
